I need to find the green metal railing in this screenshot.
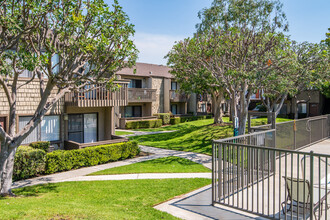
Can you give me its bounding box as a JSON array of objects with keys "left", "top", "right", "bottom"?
[{"left": 212, "top": 114, "right": 330, "bottom": 219}]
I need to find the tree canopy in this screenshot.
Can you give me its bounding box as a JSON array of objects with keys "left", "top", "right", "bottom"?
[{"left": 0, "top": 0, "right": 137, "bottom": 196}]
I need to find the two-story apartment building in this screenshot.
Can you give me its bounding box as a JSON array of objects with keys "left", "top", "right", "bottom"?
[
  {"left": 115, "top": 63, "right": 194, "bottom": 128},
  {"left": 0, "top": 73, "right": 129, "bottom": 150}
]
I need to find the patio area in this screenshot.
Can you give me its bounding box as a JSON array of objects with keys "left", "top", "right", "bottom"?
[
  {"left": 212, "top": 114, "right": 330, "bottom": 219},
  {"left": 156, "top": 139, "right": 330, "bottom": 220}
]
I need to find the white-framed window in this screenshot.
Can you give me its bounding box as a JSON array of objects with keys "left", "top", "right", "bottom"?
[
  {"left": 298, "top": 103, "right": 307, "bottom": 114},
  {"left": 19, "top": 115, "right": 61, "bottom": 144}
]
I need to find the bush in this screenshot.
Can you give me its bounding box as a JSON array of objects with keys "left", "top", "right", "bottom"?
[
  {"left": 125, "top": 119, "right": 162, "bottom": 129},
  {"left": 170, "top": 117, "right": 181, "bottom": 125},
  {"left": 170, "top": 115, "right": 213, "bottom": 124},
  {"left": 14, "top": 146, "right": 46, "bottom": 181},
  {"left": 154, "top": 113, "right": 171, "bottom": 125},
  {"left": 29, "top": 141, "right": 50, "bottom": 152},
  {"left": 45, "top": 141, "right": 139, "bottom": 174}
]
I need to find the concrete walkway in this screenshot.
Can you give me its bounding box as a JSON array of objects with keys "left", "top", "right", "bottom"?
[
  {"left": 12, "top": 145, "right": 212, "bottom": 189},
  {"left": 116, "top": 129, "right": 178, "bottom": 137}
]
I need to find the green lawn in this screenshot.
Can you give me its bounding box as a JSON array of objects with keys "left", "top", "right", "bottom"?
[
  {"left": 115, "top": 130, "right": 134, "bottom": 135},
  {"left": 131, "top": 117, "right": 291, "bottom": 155},
  {"left": 89, "top": 156, "right": 211, "bottom": 175},
  {"left": 1, "top": 179, "right": 210, "bottom": 219}
]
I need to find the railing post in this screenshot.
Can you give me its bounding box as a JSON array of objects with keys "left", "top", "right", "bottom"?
[{"left": 310, "top": 151, "right": 314, "bottom": 220}]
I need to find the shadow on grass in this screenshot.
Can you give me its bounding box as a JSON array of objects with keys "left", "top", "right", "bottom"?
[
  {"left": 139, "top": 156, "right": 202, "bottom": 166},
  {"left": 0, "top": 184, "right": 59, "bottom": 200},
  {"left": 130, "top": 122, "right": 233, "bottom": 155}
]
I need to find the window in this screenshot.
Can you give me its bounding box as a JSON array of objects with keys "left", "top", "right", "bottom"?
[
  {"left": 171, "top": 82, "right": 177, "bottom": 90},
  {"left": 19, "top": 115, "right": 60, "bottom": 144},
  {"left": 200, "top": 104, "right": 206, "bottom": 112},
  {"left": 128, "top": 79, "right": 142, "bottom": 88},
  {"left": 298, "top": 103, "right": 307, "bottom": 114},
  {"left": 124, "top": 106, "right": 142, "bottom": 117},
  {"left": 41, "top": 115, "right": 60, "bottom": 142},
  {"left": 51, "top": 54, "right": 60, "bottom": 74}
]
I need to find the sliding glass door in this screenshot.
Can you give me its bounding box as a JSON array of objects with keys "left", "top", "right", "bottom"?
[
  {"left": 68, "top": 113, "right": 97, "bottom": 143},
  {"left": 84, "top": 114, "right": 97, "bottom": 143}
]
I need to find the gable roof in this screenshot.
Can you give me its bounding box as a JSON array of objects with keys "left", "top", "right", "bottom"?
[{"left": 117, "top": 62, "right": 173, "bottom": 78}]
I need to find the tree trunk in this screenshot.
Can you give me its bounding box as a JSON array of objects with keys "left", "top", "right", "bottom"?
[
  {"left": 212, "top": 94, "right": 224, "bottom": 124},
  {"left": 0, "top": 141, "right": 17, "bottom": 196}
]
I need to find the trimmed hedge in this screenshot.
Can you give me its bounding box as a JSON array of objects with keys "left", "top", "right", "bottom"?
[
  {"left": 170, "top": 117, "right": 181, "bottom": 125},
  {"left": 171, "top": 115, "right": 213, "bottom": 124},
  {"left": 125, "top": 119, "right": 162, "bottom": 129},
  {"left": 14, "top": 146, "right": 46, "bottom": 181},
  {"left": 45, "top": 141, "right": 139, "bottom": 174},
  {"left": 29, "top": 141, "right": 50, "bottom": 152},
  {"left": 154, "top": 113, "right": 171, "bottom": 125}
]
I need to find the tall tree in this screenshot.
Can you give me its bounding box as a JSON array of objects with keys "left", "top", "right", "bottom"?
[
  {"left": 0, "top": 0, "right": 137, "bottom": 196},
  {"left": 166, "top": 38, "right": 226, "bottom": 124},
  {"left": 190, "top": 0, "right": 288, "bottom": 134}
]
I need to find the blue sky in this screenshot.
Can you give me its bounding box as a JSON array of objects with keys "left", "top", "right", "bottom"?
[{"left": 109, "top": 0, "right": 330, "bottom": 65}]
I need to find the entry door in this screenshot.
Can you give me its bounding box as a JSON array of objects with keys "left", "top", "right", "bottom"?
[
  {"left": 309, "top": 103, "right": 319, "bottom": 117},
  {"left": 171, "top": 104, "right": 177, "bottom": 115}
]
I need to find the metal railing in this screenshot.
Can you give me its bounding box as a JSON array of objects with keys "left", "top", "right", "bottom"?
[
  {"left": 212, "top": 115, "right": 330, "bottom": 219},
  {"left": 170, "top": 90, "right": 188, "bottom": 102},
  {"left": 128, "top": 88, "right": 156, "bottom": 102}
]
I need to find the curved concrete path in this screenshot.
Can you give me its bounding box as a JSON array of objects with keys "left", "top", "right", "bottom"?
[{"left": 12, "top": 145, "right": 212, "bottom": 189}]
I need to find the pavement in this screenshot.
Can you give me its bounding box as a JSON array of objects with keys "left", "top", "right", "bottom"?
[
  {"left": 12, "top": 145, "right": 212, "bottom": 189},
  {"left": 116, "top": 129, "right": 178, "bottom": 137}
]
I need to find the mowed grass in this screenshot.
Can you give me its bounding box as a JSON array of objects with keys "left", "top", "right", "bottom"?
[
  {"left": 89, "top": 156, "right": 211, "bottom": 175},
  {"left": 131, "top": 117, "right": 291, "bottom": 155},
  {"left": 115, "top": 130, "right": 134, "bottom": 135},
  {"left": 1, "top": 179, "right": 211, "bottom": 219}
]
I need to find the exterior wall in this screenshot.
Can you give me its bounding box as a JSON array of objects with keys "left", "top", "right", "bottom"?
[
  {"left": 163, "top": 78, "right": 170, "bottom": 113},
  {"left": 0, "top": 78, "right": 64, "bottom": 117},
  {"left": 151, "top": 77, "right": 164, "bottom": 114},
  {"left": 65, "top": 106, "right": 113, "bottom": 142},
  {"left": 187, "top": 93, "right": 197, "bottom": 115}
]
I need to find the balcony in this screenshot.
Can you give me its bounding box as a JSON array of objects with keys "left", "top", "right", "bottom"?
[
  {"left": 170, "top": 90, "right": 188, "bottom": 102},
  {"left": 128, "top": 88, "right": 156, "bottom": 103},
  {"left": 64, "top": 81, "right": 128, "bottom": 107}
]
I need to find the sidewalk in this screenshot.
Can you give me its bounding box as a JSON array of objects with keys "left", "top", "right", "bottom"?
[
  {"left": 12, "top": 145, "right": 212, "bottom": 189},
  {"left": 116, "top": 129, "right": 178, "bottom": 137}
]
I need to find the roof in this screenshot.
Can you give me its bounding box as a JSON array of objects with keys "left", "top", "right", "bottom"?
[{"left": 117, "top": 62, "right": 173, "bottom": 79}]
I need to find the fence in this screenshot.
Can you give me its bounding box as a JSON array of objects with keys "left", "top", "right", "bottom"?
[{"left": 212, "top": 114, "right": 330, "bottom": 219}]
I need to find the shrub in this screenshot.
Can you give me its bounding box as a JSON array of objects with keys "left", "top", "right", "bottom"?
[
  {"left": 45, "top": 141, "right": 139, "bottom": 174},
  {"left": 154, "top": 113, "right": 171, "bottom": 125},
  {"left": 29, "top": 141, "right": 50, "bottom": 152},
  {"left": 14, "top": 146, "right": 46, "bottom": 181},
  {"left": 125, "top": 119, "right": 162, "bottom": 129},
  {"left": 170, "top": 117, "right": 181, "bottom": 125}
]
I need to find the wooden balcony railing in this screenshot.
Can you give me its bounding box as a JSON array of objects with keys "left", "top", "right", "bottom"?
[
  {"left": 64, "top": 81, "right": 128, "bottom": 107},
  {"left": 170, "top": 90, "right": 188, "bottom": 102},
  {"left": 128, "top": 88, "right": 156, "bottom": 102}
]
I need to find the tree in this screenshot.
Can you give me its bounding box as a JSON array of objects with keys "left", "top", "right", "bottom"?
[
  {"left": 171, "top": 0, "right": 288, "bottom": 135},
  {"left": 0, "top": 0, "right": 137, "bottom": 196},
  {"left": 289, "top": 42, "right": 328, "bottom": 119},
  {"left": 166, "top": 38, "right": 226, "bottom": 124}
]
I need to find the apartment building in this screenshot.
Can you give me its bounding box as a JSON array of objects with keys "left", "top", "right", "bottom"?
[
  {"left": 115, "top": 63, "right": 196, "bottom": 128},
  {"left": 0, "top": 74, "right": 129, "bottom": 150}
]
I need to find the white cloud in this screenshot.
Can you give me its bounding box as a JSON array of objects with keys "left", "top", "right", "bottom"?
[{"left": 133, "top": 32, "right": 186, "bottom": 65}]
